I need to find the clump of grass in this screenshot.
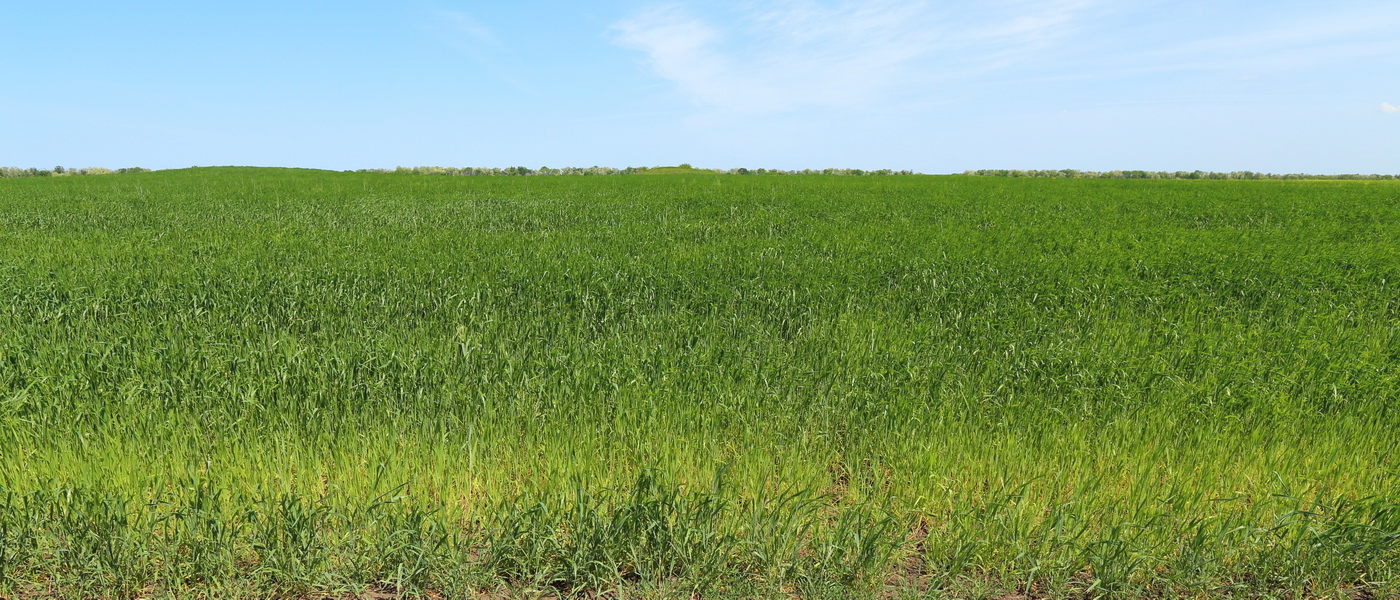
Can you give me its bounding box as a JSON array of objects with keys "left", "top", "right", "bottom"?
[{"left": 484, "top": 470, "right": 899, "bottom": 597}]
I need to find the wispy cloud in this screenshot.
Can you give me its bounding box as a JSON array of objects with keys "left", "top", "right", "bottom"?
[
  {"left": 611, "top": 1, "right": 1095, "bottom": 114},
  {"left": 431, "top": 10, "right": 508, "bottom": 63},
  {"left": 439, "top": 11, "right": 501, "bottom": 48},
  {"left": 1120, "top": 7, "right": 1400, "bottom": 75},
  {"left": 427, "top": 11, "right": 533, "bottom": 91},
  {"left": 1383, "top": 102, "right": 1400, "bottom": 114},
  {"left": 613, "top": 1, "right": 1400, "bottom": 118}
]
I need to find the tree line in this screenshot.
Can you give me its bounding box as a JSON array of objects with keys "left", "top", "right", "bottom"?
[
  {"left": 3, "top": 165, "right": 914, "bottom": 178},
  {"left": 722, "top": 167, "right": 915, "bottom": 176},
  {"left": 964, "top": 169, "right": 1398, "bottom": 180},
  {"left": 9, "top": 166, "right": 1391, "bottom": 180},
  {"left": 0, "top": 166, "right": 150, "bottom": 178},
  {"left": 359, "top": 165, "right": 919, "bottom": 176},
  {"left": 358, "top": 166, "right": 647, "bottom": 176}
]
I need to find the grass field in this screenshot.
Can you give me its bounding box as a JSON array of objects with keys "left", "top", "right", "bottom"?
[{"left": 1, "top": 168, "right": 1397, "bottom": 599}]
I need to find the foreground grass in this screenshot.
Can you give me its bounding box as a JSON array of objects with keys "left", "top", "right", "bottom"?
[{"left": 0, "top": 168, "right": 1397, "bottom": 598}]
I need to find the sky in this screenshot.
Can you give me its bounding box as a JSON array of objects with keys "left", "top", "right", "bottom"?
[{"left": 2, "top": 0, "right": 1398, "bottom": 173}]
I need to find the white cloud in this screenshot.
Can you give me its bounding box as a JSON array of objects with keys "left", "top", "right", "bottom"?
[
  {"left": 1383, "top": 102, "right": 1400, "bottom": 113},
  {"left": 611, "top": 1, "right": 1095, "bottom": 115}
]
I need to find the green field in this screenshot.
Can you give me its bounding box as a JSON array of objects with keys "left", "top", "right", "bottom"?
[{"left": 1, "top": 168, "right": 1397, "bottom": 599}]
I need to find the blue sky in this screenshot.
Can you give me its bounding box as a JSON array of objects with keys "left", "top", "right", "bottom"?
[{"left": 3, "top": 1, "right": 1397, "bottom": 173}]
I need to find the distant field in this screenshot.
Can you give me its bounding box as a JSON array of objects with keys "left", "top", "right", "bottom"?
[{"left": 1, "top": 168, "right": 1397, "bottom": 599}]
